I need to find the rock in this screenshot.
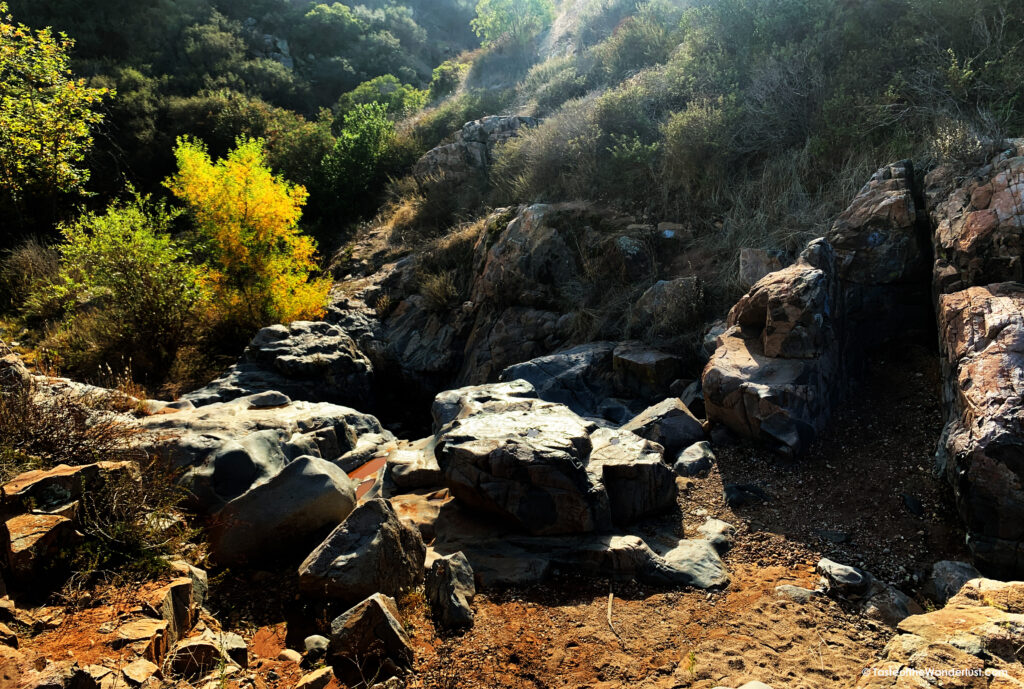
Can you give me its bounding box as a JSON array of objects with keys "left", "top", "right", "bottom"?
[
  {"left": 738, "top": 683, "right": 774, "bottom": 689},
  {"left": 934, "top": 283, "right": 1024, "bottom": 576},
  {"left": 621, "top": 398, "right": 704, "bottom": 454},
  {"left": 121, "top": 659, "right": 158, "bottom": 685},
  {"left": 299, "top": 498, "right": 426, "bottom": 603},
  {"left": 334, "top": 432, "right": 398, "bottom": 473},
  {"left": 1, "top": 514, "right": 80, "bottom": 582},
  {"left": 587, "top": 427, "right": 676, "bottom": 526},
  {"left": 166, "top": 638, "right": 225, "bottom": 680},
  {"left": 697, "top": 518, "right": 735, "bottom": 553},
  {"left": 723, "top": 483, "right": 769, "bottom": 508},
  {"left": 656, "top": 538, "right": 731, "bottom": 588},
  {"left": 432, "top": 379, "right": 538, "bottom": 431},
  {"left": 0, "top": 622, "right": 17, "bottom": 648},
  {"left": 628, "top": 277, "right": 704, "bottom": 337},
  {"left": 435, "top": 399, "right": 607, "bottom": 535},
  {"left": 413, "top": 116, "right": 538, "bottom": 194},
  {"left": 1, "top": 461, "right": 140, "bottom": 518},
  {"left": 704, "top": 162, "right": 930, "bottom": 456},
  {"left": 198, "top": 629, "right": 248, "bottom": 668},
  {"left": 329, "top": 593, "right": 413, "bottom": 681},
  {"left": 425, "top": 551, "right": 476, "bottom": 630},
  {"left": 387, "top": 439, "right": 444, "bottom": 489},
  {"left": 611, "top": 344, "right": 685, "bottom": 399},
  {"left": 169, "top": 561, "right": 209, "bottom": 611},
  {"left": 738, "top": 248, "right": 784, "bottom": 289},
  {"left": 922, "top": 560, "right": 982, "bottom": 604},
  {"left": 143, "top": 577, "right": 195, "bottom": 645},
  {"left": 114, "top": 619, "right": 169, "bottom": 663},
  {"left": 182, "top": 321, "right": 373, "bottom": 408},
  {"left": 855, "top": 578, "right": 1024, "bottom": 688},
  {"left": 295, "top": 667, "right": 334, "bottom": 689},
  {"left": 815, "top": 529, "right": 849, "bottom": 544},
  {"left": 673, "top": 441, "right": 715, "bottom": 477},
  {"left": 304, "top": 634, "right": 330, "bottom": 655},
  {"left": 498, "top": 343, "right": 616, "bottom": 420},
  {"left": 277, "top": 649, "right": 302, "bottom": 663},
  {"left": 817, "top": 558, "right": 921, "bottom": 626},
  {"left": 208, "top": 455, "right": 357, "bottom": 565},
  {"left": 774, "top": 585, "right": 816, "bottom": 603}
]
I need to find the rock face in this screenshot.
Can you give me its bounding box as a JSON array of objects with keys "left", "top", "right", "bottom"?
[
  {"left": 298, "top": 499, "right": 426, "bottom": 603},
  {"left": 413, "top": 116, "right": 538, "bottom": 194},
  {"left": 434, "top": 384, "right": 676, "bottom": 535},
  {"left": 926, "top": 141, "right": 1024, "bottom": 577},
  {"left": 184, "top": 321, "right": 373, "bottom": 408},
  {"left": 703, "top": 161, "right": 930, "bottom": 454},
  {"left": 208, "top": 455, "right": 358, "bottom": 565},
  {"left": 855, "top": 578, "right": 1024, "bottom": 687}
]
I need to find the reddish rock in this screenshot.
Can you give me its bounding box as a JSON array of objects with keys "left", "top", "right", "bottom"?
[
  {"left": 935, "top": 283, "right": 1024, "bottom": 576},
  {"left": 113, "top": 618, "right": 169, "bottom": 664},
  {"left": 1, "top": 514, "right": 79, "bottom": 581},
  {"left": 1, "top": 461, "right": 140, "bottom": 518}
]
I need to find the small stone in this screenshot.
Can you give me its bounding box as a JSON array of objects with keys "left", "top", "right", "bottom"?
[
  {"left": 277, "top": 649, "right": 302, "bottom": 664},
  {"left": 121, "top": 659, "right": 158, "bottom": 685},
  {"left": 296, "top": 666, "right": 334, "bottom": 689}
]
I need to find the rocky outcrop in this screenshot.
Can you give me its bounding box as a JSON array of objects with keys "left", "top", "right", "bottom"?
[
  {"left": 855, "top": 578, "right": 1024, "bottom": 687},
  {"left": 184, "top": 321, "right": 373, "bottom": 408},
  {"left": 413, "top": 116, "right": 538, "bottom": 194},
  {"left": 703, "top": 161, "right": 930, "bottom": 454},
  {"left": 926, "top": 141, "right": 1024, "bottom": 577},
  {"left": 138, "top": 392, "right": 390, "bottom": 511},
  {"left": 434, "top": 384, "right": 676, "bottom": 534}
]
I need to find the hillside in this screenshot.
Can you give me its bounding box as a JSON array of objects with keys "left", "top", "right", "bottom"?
[{"left": 1, "top": 1, "right": 1024, "bottom": 688}]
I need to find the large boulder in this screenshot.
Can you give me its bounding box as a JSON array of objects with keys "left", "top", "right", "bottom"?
[
  {"left": 934, "top": 284, "right": 1024, "bottom": 576},
  {"left": 499, "top": 343, "right": 618, "bottom": 419},
  {"left": 208, "top": 456, "right": 358, "bottom": 565},
  {"left": 621, "top": 398, "right": 704, "bottom": 454},
  {"left": 434, "top": 388, "right": 677, "bottom": 535},
  {"left": 703, "top": 161, "right": 930, "bottom": 455},
  {"left": 184, "top": 321, "right": 373, "bottom": 408},
  {"left": 855, "top": 578, "right": 1024, "bottom": 687},
  {"left": 298, "top": 499, "right": 426, "bottom": 603}
]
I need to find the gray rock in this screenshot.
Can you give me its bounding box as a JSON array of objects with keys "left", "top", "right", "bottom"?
[
  {"left": 622, "top": 398, "right": 704, "bottom": 454},
  {"left": 387, "top": 439, "right": 444, "bottom": 489},
  {"left": 673, "top": 441, "right": 715, "bottom": 477},
  {"left": 922, "top": 560, "right": 982, "bottom": 604},
  {"left": 304, "top": 634, "right": 329, "bottom": 654},
  {"left": 199, "top": 629, "right": 248, "bottom": 668},
  {"left": 697, "top": 518, "right": 736, "bottom": 553},
  {"left": 425, "top": 551, "right": 476, "bottom": 630},
  {"left": 628, "top": 277, "right": 704, "bottom": 337},
  {"left": 299, "top": 499, "right": 426, "bottom": 603},
  {"left": 657, "top": 538, "right": 731, "bottom": 589},
  {"left": 208, "top": 456, "right": 357, "bottom": 565},
  {"left": 431, "top": 379, "right": 537, "bottom": 432},
  {"left": 723, "top": 483, "right": 770, "bottom": 508},
  {"left": 183, "top": 321, "right": 373, "bottom": 408},
  {"left": 499, "top": 344, "right": 617, "bottom": 419},
  {"left": 587, "top": 427, "right": 675, "bottom": 525},
  {"left": 817, "top": 558, "right": 922, "bottom": 626},
  {"left": 775, "top": 585, "right": 817, "bottom": 603},
  {"left": 329, "top": 593, "right": 413, "bottom": 680}
]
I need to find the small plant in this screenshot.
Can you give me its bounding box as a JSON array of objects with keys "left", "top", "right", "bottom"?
[{"left": 419, "top": 271, "right": 459, "bottom": 312}]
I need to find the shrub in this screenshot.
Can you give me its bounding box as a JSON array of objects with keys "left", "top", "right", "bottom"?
[
  {"left": 471, "top": 0, "right": 555, "bottom": 47},
  {"left": 26, "top": 193, "right": 208, "bottom": 381},
  {"left": 335, "top": 75, "right": 428, "bottom": 118},
  {"left": 0, "top": 238, "right": 58, "bottom": 311},
  {"left": 429, "top": 60, "right": 469, "bottom": 100},
  {"left": 166, "top": 137, "right": 330, "bottom": 334},
  {"left": 323, "top": 102, "right": 397, "bottom": 218}
]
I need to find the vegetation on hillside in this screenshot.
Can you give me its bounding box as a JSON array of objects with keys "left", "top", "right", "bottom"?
[{"left": 1, "top": 0, "right": 1023, "bottom": 392}]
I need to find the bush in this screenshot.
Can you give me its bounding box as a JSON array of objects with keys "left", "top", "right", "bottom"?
[
  {"left": 323, "top": 102, "right": 397, "bottom": 218},
  {"left": 0, "top": 238, "right": 59, "bottom": 311},
  {"left": 471, "top": 0, "right": 554, "bottom": 47},
  {"left": 429, "top": 60, "right": 469, "bottom": 100},
  {"left": 335, "top": 75, "right": 428, "bottom": 118},
  {"left": 26, "top": 193, "right": 208, "bottom": 382}
]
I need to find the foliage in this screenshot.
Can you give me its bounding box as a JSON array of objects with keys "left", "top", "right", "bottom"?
[
  {"left": 165, "top": 137, "right": 330, "bottom": 332},
  {"left": 429, "top": 60, "right": 469, "bottom": 100},
  {"left": 336, "top": 75, "right": 428, "bottom": 117},
  {"left": 0, "top": 2, "right": 110, "bottom": 209},
  {"left": 25, "top": 193, "right": 208, "bottom": 380},
  {"left": 471, "top": 0, "right": 554, "bottom": 46},
  {"left": 323, "top": 102, "right": 398, "bottom": 217}
]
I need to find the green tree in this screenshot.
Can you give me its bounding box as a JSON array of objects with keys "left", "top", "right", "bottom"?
[
  {"left": 335, "top": 75, "right": 428, "bottom": 117},
  {"left": 0, "top": 2, "right": 111, "bottom": 210},
  {"left": 322, "top": 102, "right": 395, "bottom": 209},
  {"left": 471, "top": 0, "right": 555, "bottom": 46}
]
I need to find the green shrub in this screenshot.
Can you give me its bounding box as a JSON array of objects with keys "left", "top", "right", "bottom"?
[
  {"left": 471, "top": 0, "right": 554, "bottom": 47},
  {"left": 429, "top": 60, "right": 469, "bottom": 100},
  {"left": 26, "top": 193, "right": 208, "bottom": 382},
  {"left": 335, "top": 75, "right": 428, "bottom": 118}
]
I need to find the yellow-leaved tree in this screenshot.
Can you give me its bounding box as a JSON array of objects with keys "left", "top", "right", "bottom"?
[{"left": 165, "top": 137, "right": 330, "bottom": 332}]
